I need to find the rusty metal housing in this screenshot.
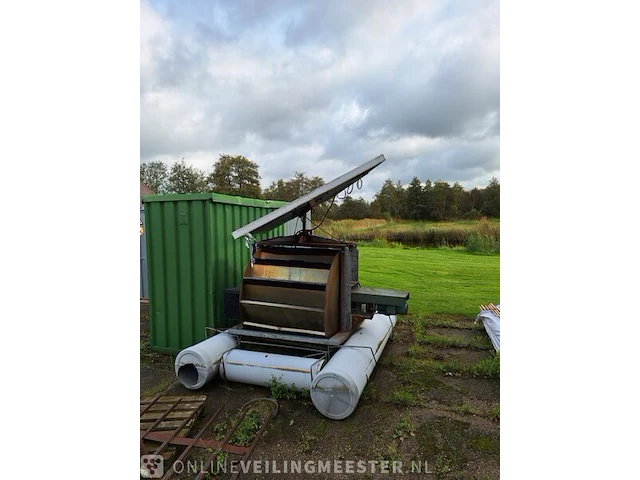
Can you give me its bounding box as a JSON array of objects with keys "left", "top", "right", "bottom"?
[{"left": 239, "top": 233, "right": 360, "bottom": 340}]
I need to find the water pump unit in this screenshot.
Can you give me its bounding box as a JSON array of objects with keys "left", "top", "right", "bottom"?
[{"left": 174, "top": 155, "right": 409, "bottom": 419}]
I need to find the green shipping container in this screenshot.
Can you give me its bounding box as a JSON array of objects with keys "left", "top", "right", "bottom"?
[{"left": 142, "top": 193, "right": 291, "bottom": 354}]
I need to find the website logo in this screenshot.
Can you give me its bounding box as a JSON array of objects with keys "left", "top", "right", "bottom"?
[{"left": 141, "top": 455, "right": 164, "bottom": 478}]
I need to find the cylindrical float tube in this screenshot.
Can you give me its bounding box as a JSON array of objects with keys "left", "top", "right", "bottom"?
[
  {"left": 311, "top": 313, "right": 396, "bottom": 420},
  {"left": 174, "top": 333, "right": 238, "bottom": 390},
  {"left": 220, "top": 349, "right": 325, "bottom": 391}
]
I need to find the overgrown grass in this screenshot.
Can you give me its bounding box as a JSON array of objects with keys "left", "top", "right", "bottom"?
[
  {"left": 472, "top": 351, "right": 500, "bottom": 377},
  {"left": 357, "top": 247, "right": 500, "bottom": 317},
  {"left": 323, "top": 218, "right": 499, "bottom": 250},
  {"left": 465, "top": 218, "right": 500, "bottom": 254}
]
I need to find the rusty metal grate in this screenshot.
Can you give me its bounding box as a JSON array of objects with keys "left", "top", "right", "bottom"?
[{"left": 140, "top": 395, "right": 278, "bottom": 479}]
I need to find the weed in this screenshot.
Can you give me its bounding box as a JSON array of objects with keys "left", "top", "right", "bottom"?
[
  {"left": 229, "top": 410, "right": 263, "bottom": 446},
  {"left": 300, "top": 432, "right": 317, "bottom": 454},
  {"left": 140, "top": 337, "right": 163, "bottom": 365},
  {"left": 212, "top": 414, "right": 231, "bottom": 441},
  {"left": 210, "top": 451, "right": 227, "bottom": 471},
  {"left": 267, "top": 377, "right": 310, "bottom": 400},
  {"left": 393, "top": 416, "right": 416, "bottom": 441},
  {"left": 434, "top": 454, "right": 455, "bottom": 476},
  {"left": 385, "top": 442, "right": 401, "bottom": 463}
]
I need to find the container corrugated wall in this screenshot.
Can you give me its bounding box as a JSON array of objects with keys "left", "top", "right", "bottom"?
[
  {"left": 140, "top": 205, "right": 148, "bottom": 298},
  {"left": 142, "top": 193, "right": 290, "bottom": 354}
]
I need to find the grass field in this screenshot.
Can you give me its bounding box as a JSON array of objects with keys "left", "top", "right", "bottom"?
[{"left": 358, "top": 246, "right": 500, "bottom": 317}]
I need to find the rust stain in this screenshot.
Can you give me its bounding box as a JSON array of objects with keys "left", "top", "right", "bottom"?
[{"left": 225, "top": 360, "right": 311, "bottom": 374}]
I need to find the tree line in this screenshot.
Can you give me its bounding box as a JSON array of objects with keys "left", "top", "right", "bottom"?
[
  {"left": 353, "top": 177, "right": 500, "bottom": 220},
  {"left": 141, "top": 155, "right": 499, "bottom": 220}
]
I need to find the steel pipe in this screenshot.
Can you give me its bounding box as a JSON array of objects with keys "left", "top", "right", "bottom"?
[
  {"left": 310, "top": 313, "right": 396, "bottom": 420},
  {"left": 220, "top": 349, "right": 325, "bottom": 391},
  {"left": 174, "top": 333, "right": 238, "bottom": 390}
]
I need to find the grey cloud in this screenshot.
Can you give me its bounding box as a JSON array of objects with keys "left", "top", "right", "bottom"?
[
  {"left": 141, "top": 0, "right": 499, "bottom": 197},
  {"left": 357, "top": 36, "right": 499, "bottom": 140},
  {"left": 284, "top": 1, "right": 369, "bottom": 47}
]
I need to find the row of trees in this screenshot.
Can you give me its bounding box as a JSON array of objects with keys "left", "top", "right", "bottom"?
[
  {"left": 367, "top": 177, "right": 500, "bottom": 220},
  {"left": 325, "top": 177, "right": 499, "bottom": 221},
  {"left": 140, "top": 155, "right": 262, "bottom": 197},
  {"left": 141, "top": 156, "right": 499, "bottom": 219}
]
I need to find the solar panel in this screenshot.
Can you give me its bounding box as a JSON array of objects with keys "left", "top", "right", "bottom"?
[{"left": 231, "top": 154, "right": 386, "bottom": 239}]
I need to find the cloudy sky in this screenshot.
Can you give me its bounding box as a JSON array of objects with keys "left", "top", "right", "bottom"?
[{"left": 141, "top": 0, "right": 499, "bottom": 200}]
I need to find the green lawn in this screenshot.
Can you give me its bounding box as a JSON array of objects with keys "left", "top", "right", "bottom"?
[{"left": 357, "top": 246, "right": 500, "bottom": 317}]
